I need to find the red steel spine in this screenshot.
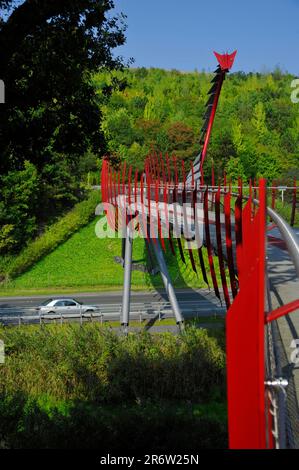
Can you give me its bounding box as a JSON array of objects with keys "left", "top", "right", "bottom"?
[{"left": 199, "top": 71, "right": 225, "bottom": 177}]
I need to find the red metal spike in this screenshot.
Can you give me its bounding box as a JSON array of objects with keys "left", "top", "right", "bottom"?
[
  {"left": 204, "top": 188, "right": 221, "bottom": 300},
  {"left": 214, "top": 50, "right": 237, "bottom": 71},
  {"left": 215, "top": 187, "right": 230, "bottom": 308},
  {"left": 192, "top": 183, "right": 209, "bottom": 286},
  {"left": 140, "top": 172, "right": 148, "bottom": 240},
  {"left": 172, "top": 183, "right": 186, "bottom": 264},
  {"left": 182, "top": 171, "right": 197, "bottom": 273},
  {"left": 224, "top": 192, "right": 238, "bottom": 298},
  {"left": 134, "top": 170, "right": 138, "bottom": 206},
  {"left": 163, "top": 181, "right": 175, "bottom": 255},
  {"left": 191, "top": 161, "right": 195, "bottom": 189}
]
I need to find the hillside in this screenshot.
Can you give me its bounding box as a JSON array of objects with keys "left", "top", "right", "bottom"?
[
  {"left": 93, "top": 67, "right": 298, "bottom": 183},
  {"left": 0, "top": 216, "right": 222, "bottom": 296}
]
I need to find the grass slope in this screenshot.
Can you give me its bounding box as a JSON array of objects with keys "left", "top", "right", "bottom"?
[{"left": 0, "top": 217, "right": 222, "bottom": 295}]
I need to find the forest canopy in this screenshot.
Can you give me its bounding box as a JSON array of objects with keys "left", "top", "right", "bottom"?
[
  {"left": 0, "top": 0, "right": 126, "bottom": 253},
  {"left": 95, "top": 67, "right": 299, "bottom": 182}
]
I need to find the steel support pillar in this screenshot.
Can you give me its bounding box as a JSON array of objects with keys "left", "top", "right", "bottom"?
[
  {"left": 121, "top": 225, "right": 133, "bottom": 333},
  {"left": 149, "top": 237, "right": 184, "bottom": 329}
]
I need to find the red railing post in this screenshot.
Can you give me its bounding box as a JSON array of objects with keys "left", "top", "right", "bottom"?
[{"left": 226, "top": 179, "right": 267, "bottom": 449}]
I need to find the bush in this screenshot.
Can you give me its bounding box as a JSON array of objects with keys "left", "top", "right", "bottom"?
[
  {"left": 0, "top": 325, "right": 225, "bottom": 403},
  {"left": 0, "top": 161, "right": 40, "bottom": 254},
  {"left": 0, "top": 325, "right": 227, "bottom": 449},
  {"left": 1, "top": 191, "right": 101, "bottom": 280},
  {"left": 0, "top": 395, "right": 227, "bottom": 449}
]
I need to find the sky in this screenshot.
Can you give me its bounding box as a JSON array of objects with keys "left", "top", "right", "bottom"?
[{"left": 112, "top": 0, "right": 299, "bottom": 74}]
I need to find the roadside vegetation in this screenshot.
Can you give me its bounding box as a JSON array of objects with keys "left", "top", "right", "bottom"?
[{"left": 0, "top": 324, "right": 227, "bottom": 449}]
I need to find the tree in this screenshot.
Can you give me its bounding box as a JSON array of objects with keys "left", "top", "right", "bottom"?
[
  {"left": 251, "top": 102, "right": 267, "bottom": 139},
  {"left": 0, "top": 0, "right": 127, "bottom": 252},
  {"left": 0, "top": 1, "right": 126, "bottom": 172},
  {"left": 0, "top": 161, "right": 40, "bottom": 253}
]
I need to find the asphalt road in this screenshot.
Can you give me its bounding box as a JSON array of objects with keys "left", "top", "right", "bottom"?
[
  {"left": 0, "top": 288, "right": 226, "bottom": 324},
  {"left": 0, "top": 288, "right": 222, "bottom": 308}
]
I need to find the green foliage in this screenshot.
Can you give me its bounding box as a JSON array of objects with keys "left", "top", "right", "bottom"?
[
  {"left": 95, "top": 68, "right": 298, "bottom": 184},
  {"left": 0, "top": 161, "right": 40, "bottom": 253},
  {"left": 0, "top": 395, "right": 227, "bottom": 449},
  {"left": 0, "top": 324, "right": 225, "bottom": 404},
  {"left": 0, "top": 324, "right": 227, "bottom": 448},
  {"left": 0, "top": 1, "right": 126, "bottom": 254},
  {"left": 0, "top": 191, "right": 101, "bottom": 281}
]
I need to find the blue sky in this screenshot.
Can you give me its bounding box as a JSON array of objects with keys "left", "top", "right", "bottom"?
[{"left": 112, "top": 0, "right": 299, "bottom": 74}]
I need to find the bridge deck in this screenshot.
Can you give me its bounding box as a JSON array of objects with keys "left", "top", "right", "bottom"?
[{"left": 267, "top": 226, "right": 299, "bottom": 447}]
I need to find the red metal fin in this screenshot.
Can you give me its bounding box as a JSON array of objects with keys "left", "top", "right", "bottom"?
[
  {"left": 156, "top": 179, "right": 165, "bottom": 250},
  {"left": 172, "top": 185, "right": 186, "bottom": 264},
  {"left": 140, "top": 173, "right": 148, "bottom": 240},
  {"left": 224, "top": 192, "right": 238, "bottom": 298},
  {"left": 235, "top": 194, "right": 243, "bottom": 284},
  {"left": 192, "top": 184, "right": 209, "bottom": 286},
  {"left": 204, "top": 189, "right": 221, "bottom": 300},
  {"left": 173, "top": 155, "right": 179, "bottom": 187},
  {"left": 101, "top": 158, "right": 108, "bottom": 203},
  {"left": 215, "top": 188, "right": 230, "bottom": 308},
  {"left": 182, "top": 181, "right": 197, "bottom": 273},
  {"left": 214, "top": 50, "right": 237, "bottom": 71},
  {"left": 190, "top": 162, "right": 195, "bottom": 188}
]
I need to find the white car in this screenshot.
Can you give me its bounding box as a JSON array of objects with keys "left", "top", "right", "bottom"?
[{"left": 36, "top": 298, "right": 98, "bottom": 315}]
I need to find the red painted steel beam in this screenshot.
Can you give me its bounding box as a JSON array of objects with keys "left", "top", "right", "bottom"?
[
  {"left": 199, "top": 68, "right": 226, "bottom": 177},
  {"left": 266, "top": 299, "right": 299, "bottom": 323},
  {"left": 226, "top": 179, "right": 267, "bottom": 449}
]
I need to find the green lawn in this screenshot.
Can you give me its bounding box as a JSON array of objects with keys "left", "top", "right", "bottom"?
[{"left": 0, "top": 217, "right": 222, "bottom": 295}]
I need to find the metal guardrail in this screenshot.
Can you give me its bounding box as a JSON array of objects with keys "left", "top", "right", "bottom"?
[{"left": 0, "top": 300, "right": 225, "bottom": 326}]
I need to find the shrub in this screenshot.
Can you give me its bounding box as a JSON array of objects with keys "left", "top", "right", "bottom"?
[
  {"left": 0, "top": 395, "right": 227, "bottom": 449},
  {"left": 0, "top": 324, "right": 227, "bottom": 449},
  {"left": 0, "top": 324, "right": 225, "bottom": 404}
]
